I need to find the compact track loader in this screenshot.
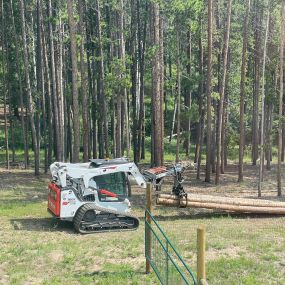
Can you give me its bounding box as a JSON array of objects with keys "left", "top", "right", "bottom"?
[{"left": 48, "top": 158, "right": 185, "bottom": 234}]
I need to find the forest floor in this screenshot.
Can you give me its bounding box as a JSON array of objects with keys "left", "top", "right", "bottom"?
[{"left": 0, "top": 164, "right": 285, "bottom": 285}]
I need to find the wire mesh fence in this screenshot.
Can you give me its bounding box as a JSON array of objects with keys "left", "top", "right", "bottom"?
[{"left": 145, "top": 209, "right": 197, "bottom": 285}]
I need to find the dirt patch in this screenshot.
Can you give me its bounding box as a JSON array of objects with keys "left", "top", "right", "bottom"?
[
  {"left": 0, "top": 263, "right": 9, "bottom": 285},
  {"left": 48, "top": 250, "right": 64, "bottom": 263},
  {"left": 207, "top": 245, "right": 247, "bottom": 261}
]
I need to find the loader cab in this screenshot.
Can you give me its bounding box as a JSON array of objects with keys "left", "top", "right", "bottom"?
[{"left": 89, "top": 172, "right": 128, "bottom": 202}]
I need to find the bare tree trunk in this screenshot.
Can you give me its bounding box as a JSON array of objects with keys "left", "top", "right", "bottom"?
[
  {"left": 130, "top": 1, "right": 139, "bottom": 163},
  {"left": 176, "top": 29, "right": 181, "bottom": 163},
  {"left": 277, "top": 0, "right": 285, "bottom": 197},
  {"left": 118, "top": 0, "right": 128, "bottom": 157},
  {"left": 56, "top": 18, "right": 65, "bottom": 161},
  {"left": 19, "top": 0, "right": 39, "bottom": 175},
  {"left": 252, "top": 5, "right": 262, "bottom": 166},
  {"left": 1, "top": 0, "right": 9, "bottom": 169},
  {"left": 36, "top": 0, "right": 45, "bottom": 172},
  {"left": 10, "top": 0, "right": 28, "bottom": 168},
  {"left": 47, "top": 0, "right": 62, "bottom": 161},
  {"left": 138, "top": 0, "right": 147, "bottom": 161},
  {"left": 238, "top": 0, "right": 251, "bottom": 182},
  {"left": 41, "top": 9, "right": 54, "bottom": 169},
  {"left": 196, "top": 21, "right": 204, "bottom": 179},
  {"left": 205, "top": 0, "right": 213, "bottom": 182},
  {"left": 79, "top": 0, "right": 89, "bottom": 161},
  {"left": 215, "top": 0, "right": 232, "bottom": 184},
  {"left": 159, "top": 12, "right": 164, "bottom": 164},
  {"left": 151, "top": 3, "right": 163, "bottom": 166},
  {"left": 67, "top": 0, "right": 80, "bottom": 162},
  {"left": 258, "top": 6, "right": 270, "bottom": 196},
  {"left": 185, "top": 29, "right": 192, "bottom": 157},
  {"left": 170, "top": 101, "right": 177, "bottom": 142},
  {"left": 266, "top": 68, "right": 277, "bottom": 170},
  {"left": 96, "top": 0, "right": 109, "bottom": 158}
]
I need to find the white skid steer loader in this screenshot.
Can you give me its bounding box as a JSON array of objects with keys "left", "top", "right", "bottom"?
[{"left": 48, "top": 158, "right": 185, "bottom": 234}]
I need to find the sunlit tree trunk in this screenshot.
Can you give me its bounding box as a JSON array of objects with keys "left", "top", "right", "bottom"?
[
  {"left": 205, "top": 0, "right": 213, "bottom": 182},
  {"left": 258, "top": 6, "right": 270, "bottom": 196},
  {"left": 277, "top": 0, "right": 285, "bottom": 197},
  {"left": 215, "top": 0, "right": 232, "bottom": 184}
]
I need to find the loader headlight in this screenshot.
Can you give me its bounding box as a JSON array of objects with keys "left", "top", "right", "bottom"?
[{"left": 123, "top": 198, "right": 131, "bottom": 207}]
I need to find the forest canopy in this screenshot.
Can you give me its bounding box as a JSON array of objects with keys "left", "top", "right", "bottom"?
[{"left": 0, "top": 0, "right": 285, "bottom": 194}]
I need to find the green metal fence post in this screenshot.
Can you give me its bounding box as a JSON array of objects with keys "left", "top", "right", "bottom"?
[
  {"left": 146, "top": 182, "right": 152, "bottom": 274},
  {"left": 166, "top": 241, "right": 169, "bottom": 285}
]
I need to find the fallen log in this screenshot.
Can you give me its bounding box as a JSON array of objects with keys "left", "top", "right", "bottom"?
[
  {"left": 158, "top": 193, "right": 285, "bottom": 208},
  {"left": 156, "top": 194, "right": 285, "bottom": 214}
]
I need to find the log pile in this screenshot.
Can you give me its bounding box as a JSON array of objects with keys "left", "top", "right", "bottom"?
[{"left": 156, "top": 193, "right": 285, "bottom": 214}]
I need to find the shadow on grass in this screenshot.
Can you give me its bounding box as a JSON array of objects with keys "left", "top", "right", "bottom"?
[
  {"left": 153, "top": 211, "right": 285, "bottom": 222},
  {"left": 75, "top": 270, "right": 146, "bottom": 277},
  {"left": 10, "top": 217, "right": 74, "bottom": 233}
]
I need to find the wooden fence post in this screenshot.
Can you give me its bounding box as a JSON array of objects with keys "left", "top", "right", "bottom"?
[
  {"left": 197, "top": 225, "right": 206, "bottom": 284},
  {"left": 146, "top": 182, "right": 152, "bottom": 274}
]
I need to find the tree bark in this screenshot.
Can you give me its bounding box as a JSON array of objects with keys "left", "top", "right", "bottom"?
[
  {"left": 176, "top": 28, "right": 181, "bottom": 163},
  {"left": 67, "top": 0, "right": 80, "bottom": 162},
  {"left": 238, "top": 0, "right": 251, "bottom": 182},
  {"left": 138, "top": 0, "right": 147, "bottom": 161},
  {"left": 19, "top": 0, "right": 40, "bottom": 175},
  {"left": 79, "top": 0, "right": 89, "bottom": 162},
  {"left": 205, "top": 0, "right": 213, "bottom": 182},
  {"left": 185, "top": 30, "right": 192, "bottom": 157},
  {"left": 151, "top": 3, "right": 163, "bottom": 166},
  {"left": 215, "top": 0, "right": 232, "bottom": 184},
  {"left": 47, "top": 0, "right": 62, "bottom": 161},
  {"left": 258, "top": 7, "right": 270, "bottom": 196},
  {"left": 252, "top": 3, "right": 262, "bottom": 166},
  {"left": 1, "top": 0, "right": 9, "bottom": 169},
  {"left": 277, "top": 0, "right": 285, "bottom": 197},
  {"left": 95, "top": 0, "right": 109, "bottom": 158},
  {"left": 10, "top": 0, "right": 28, "bottom": 168}
]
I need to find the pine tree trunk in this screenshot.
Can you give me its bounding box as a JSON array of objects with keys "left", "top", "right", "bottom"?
[
  {"left": 258, "top": 7, "right": 270, "bottom": 196},
  {"left": 137, "top": 0, "right": 147, "bottom": 161},
  {"left": 79, "top": 0, "right": 89, "bottom": 162},
  {"left": 238, "top": 0, "right": 251, "bottom": 182},
  {"left": 277, "top": 0, "right": 285, "bottom": 197},
  {"left": 159, "top": 12, "right": 164, "bottom": 164},
  {"left": 19, "top": 0, "right": 40, "bottom": 175},
  {"left": 47, "top": 0, "right": 62, "bottom": 161},
  {"left": 130, "top": 0, "right": 139, "bottom": 163},
  {"left": 215, "top": 0, "right": 232, "bottom": 184},
  {"left": 96, "top": 0, "right": 109, "bottom": 158},
  {"left": 41, "top": 11, "right": 54, "bottom": 168},
  {"left": 36, "top": 0, "right": 45, "bottom": 171},
  {"left": 205, "top": 0, "right": 213, "bottom": 182},
  {"left": 10, "top": 0, "right": 28, "bottom": 168},
  {"left": 185, "top": 30, "right": 192, "bottom": 157},
  {"left": 196, "top": 21, "right": 204, "bottom": 179},
  {"left": 176, "top": 29, "right": 181, "bottom": 163},
  {"left": 1, "top": 0, "right": 9, "bottom": 169},
  {"left": 252, "top": 5, "right": 262, "bottom": 166},
  {"left": 67, "top": 0, "right": 80, "bottom": 162},
  {"left": 151, "top": 3, "right": 163, "bottom": 166}
]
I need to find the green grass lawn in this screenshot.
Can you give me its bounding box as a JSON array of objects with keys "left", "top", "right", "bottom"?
[{"left": 0, "top": 166, "right": 285, "bottom": 285}]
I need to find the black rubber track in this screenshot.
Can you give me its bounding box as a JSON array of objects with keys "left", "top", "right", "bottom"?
[{"left": 73, "top": 203, "right": 139, "bottom": 234}]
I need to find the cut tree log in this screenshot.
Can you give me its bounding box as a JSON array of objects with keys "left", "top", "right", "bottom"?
[
  {"left": 158, "top": 193, "right": 285, "bottom": 208},
  {"left": 157, "top": 194, "right": 285, "bottom": 214}
]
